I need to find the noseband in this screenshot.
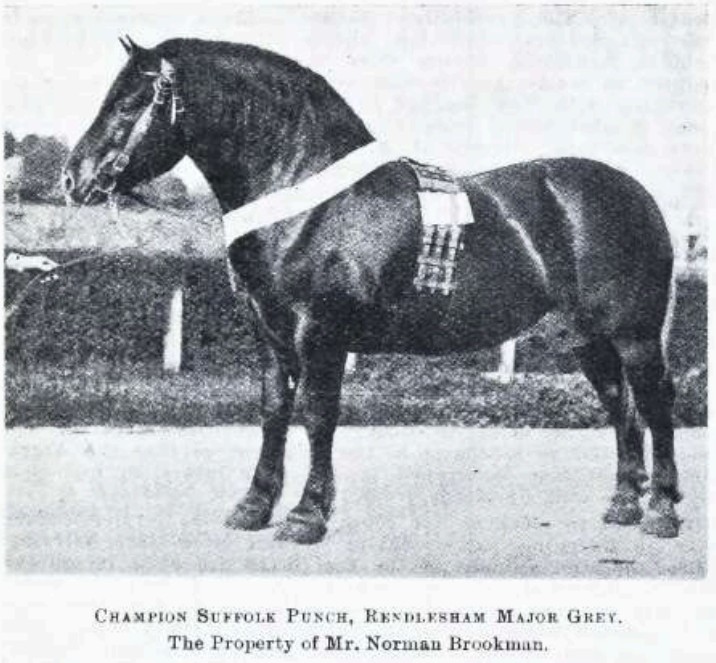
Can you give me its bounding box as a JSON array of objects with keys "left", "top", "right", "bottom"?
[{"left": 88, "top": 60, "right": 184, "bottom": 200}]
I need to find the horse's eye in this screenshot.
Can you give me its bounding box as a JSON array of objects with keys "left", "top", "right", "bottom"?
[
  {"left": 117, "top": 102, "right": 136, "bottom": 115},
  {"left": 112, "top": 126, "right": 128, "bottom": 143}
]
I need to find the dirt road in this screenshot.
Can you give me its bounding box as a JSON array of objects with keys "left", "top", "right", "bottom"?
[{"left": 5, "top": 427, "right": 706, "bottom": 577}]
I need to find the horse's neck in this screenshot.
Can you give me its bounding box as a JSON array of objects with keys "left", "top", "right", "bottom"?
[{"left": 185, "top": 74, "right": 373, "bottom": 213}]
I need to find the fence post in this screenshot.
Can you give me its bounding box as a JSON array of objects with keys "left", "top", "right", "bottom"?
[
  {"left": 163, "top": 286, "right": 183, "bottom": 373},
  {"left": 497, "top": 339, "right": 516, "bottom": 383},
  {"left": 345, "top": 352, "right": 358, "bottom": 374}
]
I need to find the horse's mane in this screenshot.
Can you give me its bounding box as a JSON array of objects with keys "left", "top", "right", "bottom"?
[{"left": 154, "top": 38, "right": 372, "bottom": 146}]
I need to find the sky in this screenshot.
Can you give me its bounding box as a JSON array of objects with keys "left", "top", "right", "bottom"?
[{"left": 2, "top": 3, "right": 709, "bottom": 233}]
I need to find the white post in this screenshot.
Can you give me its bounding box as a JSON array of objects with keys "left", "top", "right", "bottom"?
[
  {"left": 163, "top": 287, "right": 183, "bottom": 373},
  {"left": 345, "top": 352, "right": 358, "bottom": 374},
  {"left": 109, "top": 195, "right": 120, "bottom": 223},
  {"left": 497, "top": 339, "right": 516, "bottom": 384}
]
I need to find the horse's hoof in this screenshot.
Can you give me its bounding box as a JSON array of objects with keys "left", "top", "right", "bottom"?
[
  {"left": 603, "top": 494, "right": 643, "bottom": 525},
  {"left": 274, "top": 512, "right": 327, "bottom": 545},
  {"left": 225, "top": 500, "right": 272, "bottom": 531},
  {"left": 641, "top": 509, "right": 681, "bottom": 539}
]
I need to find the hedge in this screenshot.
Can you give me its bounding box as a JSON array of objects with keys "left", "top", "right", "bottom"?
[
  {"left": 5, "top": 362, "right": 706, "bottom": 428},
  {"left": 5, "top": 250, "right": 707, "bottom": 374}
]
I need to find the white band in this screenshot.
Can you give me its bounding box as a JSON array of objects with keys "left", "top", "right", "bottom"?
[{"left": 222, "top": 141, "right": 400, "bottom": 246}]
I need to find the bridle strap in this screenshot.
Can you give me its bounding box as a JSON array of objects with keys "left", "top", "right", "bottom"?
[
  {"left": 87, "top": 60, "right": 184, "bottom": 200},
  {"left": 114, "top": 100, "right": 160, "bottom": 169}
]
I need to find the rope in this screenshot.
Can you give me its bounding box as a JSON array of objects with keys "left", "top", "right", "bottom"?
[{"left": 4, "top": 250, "right": 137, "bottom": 324}]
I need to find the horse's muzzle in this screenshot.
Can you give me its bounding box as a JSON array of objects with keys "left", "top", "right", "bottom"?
[{"left": 61, "top": 164, "right": 112, "bottom": 206}]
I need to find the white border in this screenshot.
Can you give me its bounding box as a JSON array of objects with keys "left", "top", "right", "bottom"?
[{"left": 1, "top": 1, "right": 713, "bottom": 661}]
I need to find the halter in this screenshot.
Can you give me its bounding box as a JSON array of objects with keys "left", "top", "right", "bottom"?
[{"left": 87, "top": 59, "right": 184, "bottom": 201}]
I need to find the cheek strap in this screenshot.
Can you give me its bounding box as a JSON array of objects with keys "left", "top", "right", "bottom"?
[
  {"left": 89, "top": 62, "right": 184, "bottom": 198},
  {"left": 113, "top": 63, "right": 184, "bottom": 172}
]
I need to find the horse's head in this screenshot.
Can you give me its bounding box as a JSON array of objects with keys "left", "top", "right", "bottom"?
[{"left": 63, "top": 37, "right": 185, "bottom": 205}]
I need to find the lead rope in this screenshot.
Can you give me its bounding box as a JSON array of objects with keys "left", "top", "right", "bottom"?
[{"left": 4, "top": 249, "right": 137, "bottom": 324}]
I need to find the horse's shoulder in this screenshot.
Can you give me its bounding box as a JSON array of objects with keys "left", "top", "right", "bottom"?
[{"left": 331, "top": 160, "right": 421, "bottom": 224}]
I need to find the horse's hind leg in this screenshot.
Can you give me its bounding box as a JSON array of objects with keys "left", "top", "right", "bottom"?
[
  {"left": 575, "top": 337, "right": 647, "bottom": 525},
  {"left": 614, "top": 338, "right": 681, "bottom": 538},
  {"left": 226, "top": 344, "right": 296, "bottom": 530}
]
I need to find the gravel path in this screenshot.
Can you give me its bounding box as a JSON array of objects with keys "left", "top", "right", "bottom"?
[{"left": 5, "top": 427, "right": 707, "bottom": 577}]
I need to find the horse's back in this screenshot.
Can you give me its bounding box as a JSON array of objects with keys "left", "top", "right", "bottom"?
[{"left": 466, "top": 157, "right": 672, "bottom": 266}]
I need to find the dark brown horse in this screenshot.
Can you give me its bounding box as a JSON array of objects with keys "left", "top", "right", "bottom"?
[{"left": 63, "top": 38, "right": 681, "bottom": 544}]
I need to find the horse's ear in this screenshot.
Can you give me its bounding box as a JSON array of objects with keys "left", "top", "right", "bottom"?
[
  {"left": 119, "top": 36, "right": 133, "bottom": 56},
  {"left": 118, "top": 34, "right": 144, "bottom": 57}
]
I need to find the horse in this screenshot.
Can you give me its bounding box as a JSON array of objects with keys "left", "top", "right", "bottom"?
[{"left": 63, "top": 37, "right": 681, "bottom": 545}]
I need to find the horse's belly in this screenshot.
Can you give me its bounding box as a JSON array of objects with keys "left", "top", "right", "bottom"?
[
  {"left": 346, "top": 273, "right": 553, "bottom": 355},
  {"left": 343, "top": 218, "right": 554, "bottom": 354}
]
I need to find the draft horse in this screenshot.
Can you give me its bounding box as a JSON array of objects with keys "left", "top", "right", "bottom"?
[{"left": 64, "top": 38, "right": 681, "bottom": 544}]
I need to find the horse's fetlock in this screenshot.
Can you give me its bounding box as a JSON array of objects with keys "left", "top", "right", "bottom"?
[
  {"left": 649, "top": 485, "right": 682, "bottom": 507},
  {"left": 253, "top": 474, "right": 283, "bottom": 502}
]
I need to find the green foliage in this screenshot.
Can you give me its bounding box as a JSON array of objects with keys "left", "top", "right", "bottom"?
[
  {"left": 4, "top": 130, "right": 16, "bottom": 158},
  {"left": 668, "top": 276, "right": 707, "bottom": 373},
  {"left": 4, "top": 250, "right": 707, "bottom": 428},
  {"left": 5, "top": 253, "right": 706, "bottom": 377},
  {"left": 5, "top": 362, "right": 705, "bottom": 428},
  {"left": 674, "top": 366, "right": 707, "bottom": 427},
  {"left": 17, "top": 134, "right": 69, "bottom": 202},
  {"left": 5, "top": 252, "right": 257, "bottom": 370}
]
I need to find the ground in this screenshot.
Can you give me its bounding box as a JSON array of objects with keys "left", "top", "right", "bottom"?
[{"left": 5, "top": 427, "right": 707, "bottom": 577}]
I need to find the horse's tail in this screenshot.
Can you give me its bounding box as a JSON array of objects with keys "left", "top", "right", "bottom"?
[{"left": 660, "top": 266, "right": 677, "bottom": 367}]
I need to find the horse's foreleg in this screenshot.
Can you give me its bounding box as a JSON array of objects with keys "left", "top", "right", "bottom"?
[
  {"left": 615, "top": 338, "right": 681, "bottom": 538},
  {"left": 226, "top": 345, "right": 296, "bottom": 531},
  {"left": 275, "top": 318, "right": 346, "bottom": 544},
  {"left": 575, "top": 338, "right": 647, "bottom": 526}
]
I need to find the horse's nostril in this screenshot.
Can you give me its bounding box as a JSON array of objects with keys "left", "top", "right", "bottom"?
[{"left": 62, "top": 171, "right": 75, "bottom": 193}]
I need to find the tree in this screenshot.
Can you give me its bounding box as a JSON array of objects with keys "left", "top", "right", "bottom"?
[
  {"left": 18, "top": 134, "right": 69, "bottom": 202},
  {"left": 5, "top": 131, "right": 21, "bottom": 202},
  {"left": 4, "top": 131, "right": 16, "bottom": 159}
]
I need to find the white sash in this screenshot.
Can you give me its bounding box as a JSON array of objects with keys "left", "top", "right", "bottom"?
[{"left": 222, "top": 141, "right": 400, "bottom": 246}]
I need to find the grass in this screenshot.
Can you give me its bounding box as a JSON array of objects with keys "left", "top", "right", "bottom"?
[
  {"left": 5, "top": 201, "right": 223, "bottom": 256},
  {"left": 5, "top": 358, "right": 706, "bottom": 428}
]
